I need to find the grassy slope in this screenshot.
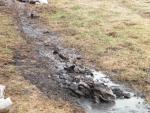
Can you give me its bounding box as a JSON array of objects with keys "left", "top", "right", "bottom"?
[
  {"left": 0, "top": 5, "right": 76, "bottom": 113},
  {"left": 36, "top": 0, "right": 150, "bottom": 101}
]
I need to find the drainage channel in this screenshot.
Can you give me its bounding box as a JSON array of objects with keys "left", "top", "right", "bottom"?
[{"left": 12, "top": 1, "right": 149, "bottom": 113}]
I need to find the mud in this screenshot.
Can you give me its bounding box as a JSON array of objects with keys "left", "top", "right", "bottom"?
[
  {"left": 10, "top": 2, "right": 86, "bottom": 112},
  {"left": 82, "top": 71, "right": 149, "bottom": 113},
  {"left": 6, "top": 0, "right": 150, "bottom": 112},
  {"left": 13, "top": 2, "right": 72, "bottom": 101}
]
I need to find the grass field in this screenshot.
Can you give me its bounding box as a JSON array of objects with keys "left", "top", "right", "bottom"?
[
  {"left": 35, "top": 0, "right": 150, "bottom": 101},
  {"left": 1, "top": 0, "right": 150, "bottom": 112}
]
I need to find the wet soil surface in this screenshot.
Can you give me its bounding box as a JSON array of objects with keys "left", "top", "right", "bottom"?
[
  {"left": 6, "top": 0, "right": 150, "bottom": 113},
  {"left": 12, "top": 1, "right": 76, "bottom": 101},
  {"left": 9, "top": 1, "right": 86, "bottom": 112}
]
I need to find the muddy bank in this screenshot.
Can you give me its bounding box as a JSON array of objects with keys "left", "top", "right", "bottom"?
[{"left": 7, "top": 0, "right": 150, "bottom": 113}]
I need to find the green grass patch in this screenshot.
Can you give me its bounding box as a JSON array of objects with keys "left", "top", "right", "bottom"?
[{"left": 71, "top": 5, "right": 82, "bottom": 10}]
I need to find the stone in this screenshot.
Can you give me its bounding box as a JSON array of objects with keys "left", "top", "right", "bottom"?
[
  {"left": 92, "top": 83, "right": 116, "bottom": 102},
  {"left": 112, "top": 88, "right": 124, "bottom": 98},
  {"left": 112, "top": 88, "right": 131, "bottom": 99},
  {"left": 123, "top": 92, "right": 131, "bottom": 98},
  {"left": 68, "top": 81, "right": 116, "bottom": 103}
]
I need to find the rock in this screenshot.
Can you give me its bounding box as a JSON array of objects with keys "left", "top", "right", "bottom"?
[
  {"left": 112, "top": 88, "right": 131, "bottom": 99},
  {"left": 92, "top": 83, "right": 116, "bottom": 102},
  {"left": 69, "top": 82, "right": 78, "bottom": 91},
  {"left": 69, "top": 82, "right": 84, "bottom": 97},
  {"left": 78, "top": 81, "right": 90, "bottom": 90},
  {"left": 65, "top": 63, "right": 93, "bottom": 76},
  {"left": 94, "top": 95, "right": 100, "bottom": 103},
  {"left": 68, "top": 81, "right": 116, "bottom": 103},
  {"left": 59, "top": 75, "right": 65, "bottom": 79},
  {"left": 74, "top": 65, "right": 85, "bottom": 74},
  {"left": 78, "top": 81, "right": 92, "bottom": 97},
  {"left": 59, "top": 83, "right": 64, "bottom": 88},
  {"left": 53, "top": 50, "right": 58, "bottom": 54},
  {"left": 69, "top": 81, "right": 90, "bottom": 97},
  {"left": 64, "top": 64, "right": 75, "bottom": 73},
  {"left": 73, "top": 76, "right": 80, "bottom": 83},
  {"left": 53, "top": 50, "right": 68, "bottom": 60},
  {"left": 64, "top": 80, "right": 71, "bottom": 85},
  {"left": 74, "top": 90, "right": 85, "bottom": 97},
  {"left": 70, "top": 91, "right": 81, "bottom": 98},
  {"left": 112, "top": 88, "right": 124, "bottom": 98},
  {"left": 59, "top": 54, "right": 68, "bottom": 60},
  {"left": 123, "top": 92, "right": 131, "bottom": 98}
]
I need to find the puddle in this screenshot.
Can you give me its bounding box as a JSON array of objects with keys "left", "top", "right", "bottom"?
[
  {"left": 82, "top": 71, "right": 149, "bottom": 113},
  {"left": 81, "top": 97, "right": 147, "bottom": 113}
]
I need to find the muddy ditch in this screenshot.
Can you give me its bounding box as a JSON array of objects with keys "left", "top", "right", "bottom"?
[{"left": 7, "top": 0, "right": 150, "bottom": 113}]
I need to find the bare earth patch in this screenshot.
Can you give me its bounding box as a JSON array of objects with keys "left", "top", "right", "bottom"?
[{"left": 0, "top": 3, "right": 82, "bottom": 113}]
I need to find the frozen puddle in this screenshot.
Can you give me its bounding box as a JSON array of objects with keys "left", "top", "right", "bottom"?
[{"left": 81, "top": 71, "right": 149, "bottom": 113}]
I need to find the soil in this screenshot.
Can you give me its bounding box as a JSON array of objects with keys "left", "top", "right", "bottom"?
[
  {"left": 13, "top": 3, "right": 73, "bottom": 101},
  {"left": 1, "top": 0, "right": 85, "bottom": 112},
  {"left": 1, "top": 0, "right": 150, "bottom": 113}
]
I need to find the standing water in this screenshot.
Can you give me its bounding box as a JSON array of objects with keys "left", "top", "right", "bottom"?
[{"left": 81, "top": 71, "right": 149, "bottom": 113}]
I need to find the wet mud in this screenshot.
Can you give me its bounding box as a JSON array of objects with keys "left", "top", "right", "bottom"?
[
  {"left": 81, "top": 71, "right": 148, "bottom": 113},
  {"left": 13, "top": 2, "right": 74, "bottom": 101},
  {"left": 7, "top": 0, "right": 150, "bottom": 113}
]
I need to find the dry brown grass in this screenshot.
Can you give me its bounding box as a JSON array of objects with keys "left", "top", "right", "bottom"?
[
  {"left": 0, "top": 5, "right": 77, "bottom": 113},
  {"left": 35, "top": 0, "right": 150, "bottom": 101}
]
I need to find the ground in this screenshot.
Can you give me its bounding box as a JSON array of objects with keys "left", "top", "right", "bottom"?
[
  {"left": 0, "top": 2, "right": 84, "bottom": 113},
  {"left": 35, "top": 0, "right": 150, "bottom": 100},
  {"left": 1, "top": 0, "right": 150, "bottom": 113}
]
